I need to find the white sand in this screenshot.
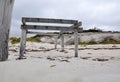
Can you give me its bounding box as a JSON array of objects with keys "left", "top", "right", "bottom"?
[{"left": 0, "top": 42, "right": 120, "bottom": 82}]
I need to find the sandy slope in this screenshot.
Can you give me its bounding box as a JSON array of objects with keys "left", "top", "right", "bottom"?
[
  {"left": 0, "top": 42, "right": 120, "bottom": 82},
  {"left": 39, "top": 33, "right": 120, "bottom": 44}
]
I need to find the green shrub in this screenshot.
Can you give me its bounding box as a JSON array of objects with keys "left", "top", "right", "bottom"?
[
  {"left": 88, "top": 40, "right": 97, "bottom": 44},
  {"left": 100, "top": 37, "right": 120, "bottom": 44},
  {"left": 26, "top": 37, "right": 41, "bottom": 42},
  {"left": 10, "top": 37, "right": 20, "bottom": 44},
  {"left": 79, "top": 42, "right": 87, "bottom": 47},
  {"left": 10, "top": 35, "right": 41, "bottom": 44}
]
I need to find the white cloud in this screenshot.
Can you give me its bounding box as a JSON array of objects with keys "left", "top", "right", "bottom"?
[{"left": 10, "top": 0, "right": 120, "bottom": 37}]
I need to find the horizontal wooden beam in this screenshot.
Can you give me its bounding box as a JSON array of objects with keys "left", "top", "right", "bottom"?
[
  {"left": 21, "top": 25, "right": 83, "bottom": 31},
  {"left": 22, "top": 17, "right": 78, "bottom": 24},
  {"left": 27, "top": 31, "right": 59, "bottom": 36}
]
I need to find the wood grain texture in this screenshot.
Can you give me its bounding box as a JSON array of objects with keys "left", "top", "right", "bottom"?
[
  {"left": 74, "top": 29, "right": 78, "bottom": 57},
  {"left": 21, "top": 25, "right": 76, "bottom": 31},
  {"left": 61, "top": 31, "right": 64, "bottom": 51},
  {"left": 21, "top": 25, "right": 82, "bottom": 32},
  {"left": 19, "top": 29, "right": 27, "bottom": 59},
  {"left": 55, "top": 36, "right": 58, "bottom": 49},
  {"left": 22, "top": 17, "right": 78, "bottom": 24},
  {"left": 27, "top": 31, "right": 58, "bottom": 36},
  {"left": 0, "top": 0, "right": 14, "bottom": 61}
]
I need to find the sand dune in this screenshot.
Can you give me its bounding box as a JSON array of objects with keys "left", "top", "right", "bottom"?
[{"left": 38, "top": 33, "right": 120, "bottom": 45}]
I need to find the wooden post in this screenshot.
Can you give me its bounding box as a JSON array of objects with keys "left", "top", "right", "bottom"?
[
  {"left": 74, "top": 29, "right": 78, "bottom": 57},
  {"left": 55, "top": 36, "right": 58, "bottom": 49},
  {"left": 0, "top": 0, "right": 15, "bottom": 61},
  {"left": 19, "top": 29, "right": 27, "bottom": 59},
  {"left": 61, "top": 32, "right": 64, "bottom": 51}
]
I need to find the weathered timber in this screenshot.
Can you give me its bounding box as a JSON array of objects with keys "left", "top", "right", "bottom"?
[
  {"left": 27, "top": 31, "right": 59, "bottom": 36},
  {"left": 61, "top": 31, "right": 64, "bottom": 51},
  {"left": 74, "top": 29, "right": 78, "bottom": 57},
  {"left": 54, "top": 32, "right": 63, "bottom": 49},
  {"left": 55, "top": 36, "right": 58, "bottom": 49},
  {"left": 21, "top": 25, "right": 80, "bottom": 31},
  {"left": 0, "top": 0, "right": 14, "bottom": 61},
  {"left": 22, "top": 17, "right": 78, "bottom": 24},
  {"left": 21, "top": 25, "right": 82, "bottom": 32},
  {"left": 57, "top": 32, "right": 63, "bottom": 39},
  {"left": 19, "top": 29, "right": 27, "bottom": 59},
  {"left": 19, "top": 17, "right": 82, "bottom": 58}
]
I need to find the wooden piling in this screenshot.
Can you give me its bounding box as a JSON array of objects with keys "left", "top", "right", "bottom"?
[
  {"left": 61, "top": 32, "right": 64, "bottom": 51},
  {"left": 55, "top": 36, "right": 58, "bottom": 49},
  {"left": 74, "top": 29, "right": 78, "bottom": 57},
  {"left": 0, "top": 0, "right": 14, "bottom": 61},
  {"left": 19, "top": 29, "right": 27, "bottom": 59}
]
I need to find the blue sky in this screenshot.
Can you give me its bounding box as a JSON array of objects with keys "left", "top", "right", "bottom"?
[{"left": 10, "top": 0, "right": 120, "bottom": 37}]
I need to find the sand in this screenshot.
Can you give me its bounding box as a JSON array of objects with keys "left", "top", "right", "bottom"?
[{"left": 0, "top": 42, "right": 120, "bottom": 82}]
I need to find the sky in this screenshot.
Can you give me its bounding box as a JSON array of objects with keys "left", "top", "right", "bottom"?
[{"left": 10, "top": 0, "right": 120, "bottom": 37}]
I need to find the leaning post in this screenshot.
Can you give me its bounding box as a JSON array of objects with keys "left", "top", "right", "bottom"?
[
  {"left": 19, "top": 28, "right": 27, "bottom": 59},
  {"left": 0, "top": 0, "right": 15, "bottom": 61}
]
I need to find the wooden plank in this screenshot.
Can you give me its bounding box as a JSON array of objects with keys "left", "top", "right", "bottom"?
[
  {"left": 74, "top": 29, "right": 78, "bottom": 57},
  {"left": 19, "top": 29, "right": 27, "bottom": 59},
  {"left": 27, "top": 31, "right": 58, "bottom": 36},
  {"left": 0, "top": 0, "right": 14, "bottom": 61},
  {"left": 22, "top": 17, "right": 78, "bottom": 24},
  {"left": 21, "top": 25, "right": 82, "bottom": 31},
  {"left": 21, "top": 25, "right": 76, "bottom": 31}
]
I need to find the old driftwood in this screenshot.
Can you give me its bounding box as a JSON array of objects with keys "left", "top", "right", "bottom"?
[
  {"left": 19, "top": 17, "right": 82, "bottom": 59},
  {"left": 0, "top": 0, "right": 14, "bottom": 61}
]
